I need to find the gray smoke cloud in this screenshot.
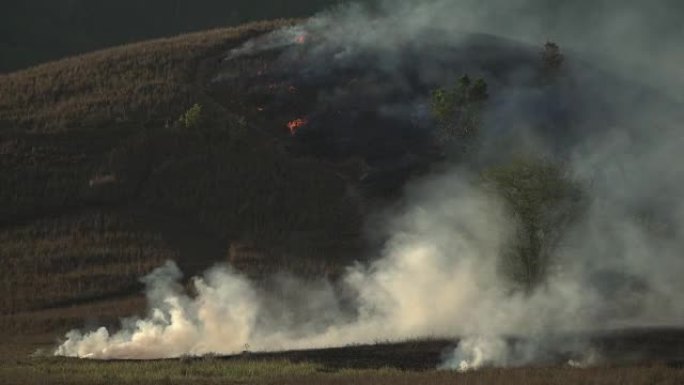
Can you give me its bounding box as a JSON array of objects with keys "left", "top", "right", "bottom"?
[{"left": 56, "top": 0, "right": 683, "bottom": 369}]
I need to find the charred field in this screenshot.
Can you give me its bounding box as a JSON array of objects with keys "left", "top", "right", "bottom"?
[
  {"left": 3, "top": 333, "right": 684, "bottom": 385},
  {"left": 2, "top": 1, "right": 684, "bottom": 384},
  {"left": 182, "top": 329, "right": 684, "bottom": 371}
]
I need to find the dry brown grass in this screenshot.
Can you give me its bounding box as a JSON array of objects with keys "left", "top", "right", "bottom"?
[
  {"left": 0, "top": 18, "right": 364, "bottom": 345},
  {"left": 0, "top": 296, "right": 147, "bottom": 346},
  {"left": 0, "top": 210, "right": 173, "bottom": 315},
  {"left": 0, "top": 20, "right": 294, "bottom": 131}
]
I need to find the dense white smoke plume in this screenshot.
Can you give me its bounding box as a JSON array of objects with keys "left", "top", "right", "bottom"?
[
  {"left": 56, "top": 176, "right": 518, "bottom": 358},
  {"left": 56, "top": 0, "right": 684, "bottom": 368},
  {"left": 54, "top": 173, "right": 605, "bottom": 363}
]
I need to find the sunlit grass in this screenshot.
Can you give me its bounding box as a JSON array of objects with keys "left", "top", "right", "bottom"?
[{"left": 1, "top": 358, "right": 323, "bottom": 384}]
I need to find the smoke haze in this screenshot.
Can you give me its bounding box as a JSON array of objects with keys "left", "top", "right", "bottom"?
[{"left": 56, "top": 0, "right": 684, "bottom": 369}]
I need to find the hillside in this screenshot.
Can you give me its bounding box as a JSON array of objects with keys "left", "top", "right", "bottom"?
[
  {"left": 0, "top": 0, "right": 354, "bottom": 73},
  {"left": 2, "top": 6, "right": 683, "bottom": 367},
  {"left": 0, "top": 21, "right": 368, "bottom": 351},
  {"left": 0, "top": 18, "right": 652, "bottom": 347}
]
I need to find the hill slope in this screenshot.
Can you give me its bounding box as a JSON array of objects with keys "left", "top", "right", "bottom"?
[
  {"left": 0, "top": 0, "right": 355, "bottom": 73},
  {"left": 0, "top": 21, "right": 365, "bottom": 347},
  {"left": 3, "top": 13, "right": 679, "bottom": 360}
]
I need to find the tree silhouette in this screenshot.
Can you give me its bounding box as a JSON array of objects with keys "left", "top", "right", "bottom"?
[{"left": 541, "top": 41, "right": 564, "bottom": 77}]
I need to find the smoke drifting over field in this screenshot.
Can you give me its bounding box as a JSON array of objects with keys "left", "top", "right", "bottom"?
[{"left": 56, "top": 0, "right": 684, "bottom": 369}]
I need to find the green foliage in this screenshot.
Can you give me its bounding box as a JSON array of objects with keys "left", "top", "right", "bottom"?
[
  {"left": 482, "top": 157, "right": 584, "bottom": 292},
  {"left": 431, "top": 88, "right": 458, "bottom": 124},
  {"left": 179, "top": 103, "right": 204, "bottom": 129},
  {"left": 430, "top": 75, "right": 488, "bottom": 144}
]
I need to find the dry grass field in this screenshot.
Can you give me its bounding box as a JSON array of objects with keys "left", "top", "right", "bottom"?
[{"left": 0, "top": 21, "right": 286, "bottom": 130}]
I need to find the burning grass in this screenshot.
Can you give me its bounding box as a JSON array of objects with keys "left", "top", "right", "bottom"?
[{"left": 287, "top": 117, "right": 308, "bottom": 134}]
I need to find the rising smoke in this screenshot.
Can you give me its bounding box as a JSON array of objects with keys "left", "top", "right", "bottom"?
[{"left": 56, "top": 0, "right": 684, "bottom": 369}]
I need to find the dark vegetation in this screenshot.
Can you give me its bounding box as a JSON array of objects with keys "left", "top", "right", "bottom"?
[
  {"left": 542, "top": 41, "right": 565, "bottom": 77},
  {"left": 431, "top": 74, "right": 489, "bottom": 146}
]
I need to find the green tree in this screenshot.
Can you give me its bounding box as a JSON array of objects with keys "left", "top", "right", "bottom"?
[
  {"left": 431, "top": 75, "right": 488, "bottom": 145},
  {"left": 482, "top": 157, "right": 584, "bottom": 293}
]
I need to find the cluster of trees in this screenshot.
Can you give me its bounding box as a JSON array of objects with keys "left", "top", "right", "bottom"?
[{"left": 431, "top": 43, "right": 582, "bottom": 292}]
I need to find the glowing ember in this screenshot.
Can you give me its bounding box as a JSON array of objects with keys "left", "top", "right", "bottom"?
[
  {"left": 294, "top": 34, "right": 307, "bottom": 45},
  {"left": 287, "top": 118, "right": 308, "bottom": 135}
]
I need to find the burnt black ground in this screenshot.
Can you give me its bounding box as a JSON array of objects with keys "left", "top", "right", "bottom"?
[
  {"left": 211, "top": 31, "right": 678, "bottom": 205},
  {"left": 216, "top": 339, "right": 453, "bottom": 371},
  {"left": 200, "top": 328, "right": 684, "bottom": 371}
]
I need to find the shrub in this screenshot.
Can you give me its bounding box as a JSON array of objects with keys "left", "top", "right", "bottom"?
[
  {"left": 431, "top": 88, "right": 458, "bottom": 124},
  {"left": 431, "top": 75, "right": 488, "bottom": 145},
  {"left": 178, "top": 103, "right": 204, "bottom": 129}
]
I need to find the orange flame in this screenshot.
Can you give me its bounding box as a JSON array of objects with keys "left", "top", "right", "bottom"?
[
  {"left": 295, "top": 34, "right": 307, "bottom": 45},
  {"left": 287, "top": 118, "right": 308, "bottom": 135}
]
